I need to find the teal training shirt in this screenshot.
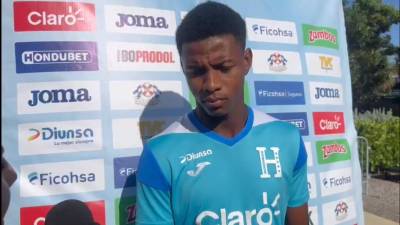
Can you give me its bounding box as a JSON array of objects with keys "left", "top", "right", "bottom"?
[{"left": 136, "top": 107, "right": 309, "bottom": 225}]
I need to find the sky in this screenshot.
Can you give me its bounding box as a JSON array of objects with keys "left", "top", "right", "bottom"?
[{"left": 383, "top": 0, "right": 399, "bottom": 46}]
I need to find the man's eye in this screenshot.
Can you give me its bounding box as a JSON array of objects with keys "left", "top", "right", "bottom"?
[{"left": 188, "top": 68, "right": 206, "bottom": 76}]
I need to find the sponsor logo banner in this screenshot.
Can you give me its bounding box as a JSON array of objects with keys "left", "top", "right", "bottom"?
[
  {"left": 309, "top": 81, "right": 344, "bottom": 105},
  {"left": 115, "top": 197, "right": 136, "bottom": 225},
  {"left": 20, "top": 200, "right": 106, "bottom": 225},
  {"left": 109, "top": 80, "right": 183, "bottom": 110},
  {"left": 252, "top": 50, "right": 302, "bottom": 75},
  {"left": 255, "top": 81, "right": 305, "bottom": 105},
  {"left": 303, "top": 24, "right": 338, "bottom": 49},
  {"left": 20, "top": 159, "right": 105, "bottom": 197},
  {"left": 308, "top": 206, "right": 319, "bottom": 225},
  {"left": 313, "top": 112, "right": 345, "bottom": 135},
  {"left": 308, "top": 173, "right": 317, "bottom": 199},
  {"left": 107, "top": 42, "right": 180, "bottom": 71},
  {"left": 320, "top": 167, "right": 353, "bottom": 196},
  {"left": 322, "top": 197, "right": 356, "bottom": 225},
  {"left": 18, "top": 120, "right": 102, "bottom": 156},
  {"left": 112, "top": 118, "right": 172, "bottom": 149},
  {"left": 14, "top": 1, "right": 96, "bottom": 32},
  {"left": 15, "top": 42, "right": 98, "bottom": 73},
  {"left": 17, "top": 81, "right": 101, "bottom": 114},
  {"left": 114, "top": 156, "right": 140, "bottom": 188},
  {"left": 246, "top": 17, "right": 298, "bottom": 44},
  {"left": 305, "top": 142, "right": 313, "bottom": 167},
  {"left": 316, "top": 139, "right": 351, "bottom": 164},
  {"left": 105, "top": 5, "right": 176, "bottom": 36},
  {"left": 269, "top": 112, "right": 309, "bottom": 136},
  {"left": 305, "top": 53, "right": 342, "bottom": 77}
]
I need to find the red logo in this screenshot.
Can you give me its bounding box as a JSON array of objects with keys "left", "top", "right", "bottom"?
[
  {"left": 14, "top": 2, "right": 95, "bottom": 31},
  {"left": 313, "top": 112, "right": 345, "bottom": 135},
  {"left": 20, "top": 200, "right": 105, "bottom": 225}
]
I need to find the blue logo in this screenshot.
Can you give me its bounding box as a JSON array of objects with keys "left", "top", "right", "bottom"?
[
  {"left": 28, "top": 172, "right": 38, "bottom": 185},
  {"left": 114, "top": 156, "right": 140, "bottom": 189},
  {"left": 255, "top": 81, "right": 305, "bottom": 105},
  {"left": 269, "top": 112, "right": 309, "bottom": 136},
  {"left": 28, "top": 88, "right": 92, "bottom": 107},
  {"left": 15, "top": 41, "right": 98, "bottom": 73}
]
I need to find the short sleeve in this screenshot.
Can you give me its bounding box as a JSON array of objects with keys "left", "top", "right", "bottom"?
[
  {"left": 135, "top": 145, "right": 173, "bottom": 225},
  {"left": 287, "top": 136, "right": 309, "bottom": 207}
]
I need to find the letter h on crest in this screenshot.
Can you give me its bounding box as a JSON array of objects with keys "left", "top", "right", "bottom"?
[{"left": 256, "top": 147, "right": 282, "bottom": 178}]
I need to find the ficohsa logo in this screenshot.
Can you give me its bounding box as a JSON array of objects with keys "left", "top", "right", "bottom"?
[
  {"left": 246, "top": 17, "right": 298, "bottom": 44},
  {"left": 105, "top": 5, "right": 176, "bottom": 36},
  {"left": 20, "top": 159, "right": 105, "bottom": 197},
  {"left": 17, "top": 81, "right": 101, "bottom": 114},
  {"left": 14, "top": 2, "right": 96, "bottom": 31},
  {"left": 320, "top": 167, "right": 353, "bottom": 196},
  {"left": 19, "top": 120, "right": 102, "bottom": 156}
]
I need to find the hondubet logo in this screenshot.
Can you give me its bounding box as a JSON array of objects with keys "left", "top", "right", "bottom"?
[
  {"left": 132, "top": 82, "right": 161, "bottom": 106},
  {"left": 267, "top": 52, "right": 288, "bottom": 72},
  {"left": 14, "top": 2, "right": 95, "bottom": 31},
  {"left": 269, "top": 112, "right": 309, "bottom": 136},
  {"left": 15, "top": 42, "right": 98, "bottom": 73}
]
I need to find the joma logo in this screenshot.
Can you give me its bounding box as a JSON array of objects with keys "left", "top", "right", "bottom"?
[
  {"left": 115, "top": 14, "right": 168, "bottom": 28},
  {"left": 28, "top": 88, "right": 91, "bottom": 106}
]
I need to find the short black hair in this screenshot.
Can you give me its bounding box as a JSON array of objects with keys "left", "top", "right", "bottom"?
[{"left": 176, "top": 1, "right": 246, "bottom": 54}]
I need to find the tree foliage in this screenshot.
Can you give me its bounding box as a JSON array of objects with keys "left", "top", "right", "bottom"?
[{"left": 343, "top": 0, "right": 399, "bottom": 112}]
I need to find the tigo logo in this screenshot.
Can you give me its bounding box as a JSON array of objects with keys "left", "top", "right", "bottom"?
[
  {"left": 309, "top": 82, "right": 344, "bottom": 105},
  {"left": 252, "top": 50, "right": 302, "bottom": 75},
  {"left": 255, "top": 81, "right": 305, "bottom": 105},
  {"left": 14, "top": 2, "right": 95, "bottom": 32},
  {"left": 269, "top": 112, "right": 309, "bottom": 136},
  {"left": 305, "top": 53, "right": 342, "bottom": 77},
  {"left": 302, "top": 24, "right": 338, "bottom": 49},
  {"left": 313, "top": 112, "right": 345, "bottom": 135},
  {"left": 114, "top": 156, "right": 140, "bottom": 188},
  {"left": 20, "top": 201, "right": 105, "bottom": 225},
  {"left": 18, "top": 120, "right": 102, "bottom": 155},
  {"left": 20, "top": 159, "right": 104, "bottom": 197},
  {"left": 107, "top": 42, "right": 180, "bottom": 71},
  {"left": 246, "top": 18, "right": 298, "bottom": 44},
  {"left": 320, "top": 167, "right": 353, "bottom": 196},
  {"left": 105, "top": 5, "right": 176, "bottom": 36},
  {"left": 109, "top": 80, "right": 183, "bottom": 110},
  {"left": 15, "top": 42, "right": 98, "bottom": 73},
  {"left": 322, "top": 197, "right": 356, "bottom": 225},
  {"left": 316, "top": 139, "right": 351, "bottom": 164},
  {"left": 17, "top": 81, "right": 101, "bottom": 114}
]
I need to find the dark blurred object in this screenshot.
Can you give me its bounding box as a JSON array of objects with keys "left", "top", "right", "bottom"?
[
  {"left": 45, "top": 199, "right": 99, "bottom": 225},
  {"left": 1, "top": 146, "right": 17, "bottom": 225}
]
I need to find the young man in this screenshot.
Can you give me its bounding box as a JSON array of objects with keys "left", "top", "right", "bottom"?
[{"left": 136, "top": 2, "right": 309, "bottom": 225}]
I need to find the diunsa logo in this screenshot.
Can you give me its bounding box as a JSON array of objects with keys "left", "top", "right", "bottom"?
[{"left": 179, "top": 149, "right": 213, "bottom": 164}]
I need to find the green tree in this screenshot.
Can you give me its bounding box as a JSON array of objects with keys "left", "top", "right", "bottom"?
[{"left": 343, "top": 0, "right": 399, "bottom": 112}]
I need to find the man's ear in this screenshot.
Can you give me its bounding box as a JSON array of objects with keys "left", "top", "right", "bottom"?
[{"left": 243, "top": 48, "right": 253, "bottom": 75}]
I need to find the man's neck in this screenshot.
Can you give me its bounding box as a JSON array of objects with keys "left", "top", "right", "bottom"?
[{"left": 195, "top": 105, "right": 248, "bottom": 138}]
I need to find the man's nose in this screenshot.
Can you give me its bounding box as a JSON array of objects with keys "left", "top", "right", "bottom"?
[{"left": 204, "top": 69, "right": 221, "bottom": 92}]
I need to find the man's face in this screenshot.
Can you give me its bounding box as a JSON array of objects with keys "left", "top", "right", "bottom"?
[{"left": 180, "top": 34, "right": 252, "bottom": 117}]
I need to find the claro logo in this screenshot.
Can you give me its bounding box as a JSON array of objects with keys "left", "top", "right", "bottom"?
[
  {"left": 14, "top": 2, "right": 96, "bottom": 31},
  {"left": 313, "top": 112, "right": 345, "bottom": 135}
]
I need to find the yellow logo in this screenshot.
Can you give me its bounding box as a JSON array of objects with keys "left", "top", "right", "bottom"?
[{"left": 319, "top": 56, "right": 333, "bottom": 70}]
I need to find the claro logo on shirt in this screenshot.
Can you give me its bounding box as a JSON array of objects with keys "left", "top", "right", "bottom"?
[
  {"left": 20, "top": 200, "right": 105, "bottom": 225},
  {"left": 14, "top": 2, "right": 96, "bottom": 31},
  {"left": 20, "top": 159, "right": 105, "bottom": 197}
]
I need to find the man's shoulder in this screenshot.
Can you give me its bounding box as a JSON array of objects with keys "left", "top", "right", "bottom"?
[{"left": 251, "top": 107, "right": 300, "bottom": 134}]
